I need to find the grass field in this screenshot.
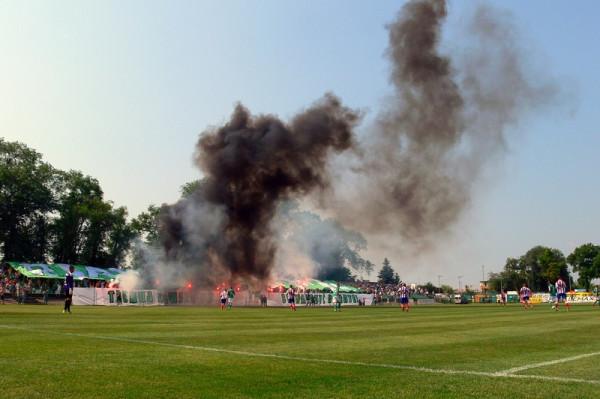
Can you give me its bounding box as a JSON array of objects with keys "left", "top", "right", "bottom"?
[{"left": 1, "top": 303, "right": 599, "bottom": 398}]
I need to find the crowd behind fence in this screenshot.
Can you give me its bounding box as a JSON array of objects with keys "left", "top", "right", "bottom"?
[{"left": 0, "top": 265, "right": 112, "bottom": 304}]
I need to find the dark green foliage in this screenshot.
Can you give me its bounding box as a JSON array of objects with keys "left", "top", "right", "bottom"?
[
  {"left": 0, "top": 139, "right": 135, "bottom": 266},
  {"left": 567, "top": 243, "right": 600, "bottom": 289},
  {"left": 0, "top": 139, "right": 55, "bottom": 262},
  {"left": 130, "top": 204, "right": 160, "bottom": 245},
  {"left": 317, "top": 264, "right": 353, "bottom": 282},
  {"left": 378, "top": 258, "right": 399, "bottom": 284},
  {"left": 180, "top": 180, "right": 201, "bottom": 198},
  {"left": 488, "top": 246, "right": 571, "bottom": 292}
]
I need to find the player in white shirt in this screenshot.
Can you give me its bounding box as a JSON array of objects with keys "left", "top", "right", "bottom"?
[
  {"left": 286, "top": 285, "right": 296, "bottom": 311},
  {"left": 553, "top": 277, "right": 571, "bottom": 311},
  {"left": 519, "top": 283, "right": 533, "bottom": 310},
  {"left": 399, "top": 283, "right": 410, "bottom": 312},
  {"left": 219, "top": 289, "right": 227, "bottom": 310}
]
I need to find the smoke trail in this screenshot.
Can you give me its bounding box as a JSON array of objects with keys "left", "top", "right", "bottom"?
[
  {"left": 329, "top": 0, "right": 557, "bottom": 244},
  {"left": 159, "top": 94, "right": 360, "bottom": 283}
]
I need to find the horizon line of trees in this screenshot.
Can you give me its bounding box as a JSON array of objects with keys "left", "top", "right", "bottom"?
[{"left": 487, "top": 244, "right": 600, "bottom": 291}]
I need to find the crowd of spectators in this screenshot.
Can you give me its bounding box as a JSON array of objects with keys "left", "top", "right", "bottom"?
[
  {"left": 352, "top": 281, "right": 433, "bottom": 304},
  {"left": 0, "top": 265, "right": 112, "bottom": 304},
  {"left": 0, "top": 266, "right": 55, "bottom": 304},
  {"left": 267, "top": 280, "right": 433, "bottom": 305}
]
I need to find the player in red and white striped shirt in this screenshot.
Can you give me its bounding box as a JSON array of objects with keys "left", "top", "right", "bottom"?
[
  {"left": 287, "top": 285, "right": 297, "bottom": 311},
  {"left": 553, "top": 277, "right": 571, "bottom": 311},
  {"left": 519, "top": 283, "right": 533, "bottom": 309},
  {"left": 398, "top": 283, "right": 410, "bottom": 312}
]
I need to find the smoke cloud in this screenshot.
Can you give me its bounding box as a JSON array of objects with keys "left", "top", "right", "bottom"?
[
  {"left": 154, "top": 0, "right": 558, "bottom": 284},
  {"left": 159, "top": 94, "right": 360, "bottom": 284},
  {"left": 328, "top": 0, "right": 557, "bottom": 246},
  {"left": 272, "top": 202, "right": 372, "bottom": 281}
]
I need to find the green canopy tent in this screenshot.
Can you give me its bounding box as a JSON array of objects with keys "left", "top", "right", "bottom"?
[
  {"left": 323, "top": 280, "right": 361, "bottom": 293},
  {"left": 5, "top": 262, "right": 122, "bottom": 281},
  {"left": 303, "top": 279, "right": 331, "bottom": 291},
  {"left": 270, "top": 279, "right": 360, "bottom": 292},
  {"left": 6, "top": 262, "right": 66, "bottom": 279}
]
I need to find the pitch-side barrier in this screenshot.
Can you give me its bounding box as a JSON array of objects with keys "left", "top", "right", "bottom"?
[
  {"left": 73, "top": 288, "right": 375, "bottom": 307},
  {"left": 73, "top": 288, "right": 160, "bottom": 306}
]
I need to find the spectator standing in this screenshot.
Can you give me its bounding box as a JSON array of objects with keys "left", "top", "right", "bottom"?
[
  {"left": 43, "top": 281, "right": 50, "bottom": 305},
  {"left": 63, "top": 265, "right": 75, "bottom": 313},
  {"left": 15, "top": 280, "right": 22, "bottom": 304}
]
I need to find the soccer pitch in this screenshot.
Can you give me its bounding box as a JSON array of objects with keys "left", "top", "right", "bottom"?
[{"left": 1, "top": 304, "right": 599, "bottom": 398}]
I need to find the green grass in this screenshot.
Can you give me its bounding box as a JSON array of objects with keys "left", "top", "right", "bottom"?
[{"left": 1, "top": 303, "right": 599, "bottom": 398}]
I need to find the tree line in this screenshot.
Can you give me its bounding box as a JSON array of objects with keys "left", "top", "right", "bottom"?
[
  {"left": 487, "top": 244, "right": 600, "bottom": 291},
  {"left": 0, "top": 139, "right": 140, "bottom": 266}
]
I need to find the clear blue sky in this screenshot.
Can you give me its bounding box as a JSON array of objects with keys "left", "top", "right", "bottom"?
[{"left": 1, "top": 0, "right": 599, "bottom": 287}]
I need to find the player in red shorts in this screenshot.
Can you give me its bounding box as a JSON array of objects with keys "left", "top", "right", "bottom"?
[{"left": 519, "top": 283, "right": 533, "bottom": 310}]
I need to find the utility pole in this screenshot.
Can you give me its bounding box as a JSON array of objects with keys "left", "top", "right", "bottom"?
[
  {"left": 458, "top": 275, "right": 463, "bottom": 293},
  {"left": 437, "top": 275, "right": 442, "bottom": 292}
]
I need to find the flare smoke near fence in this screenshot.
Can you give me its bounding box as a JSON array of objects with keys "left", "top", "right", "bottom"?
[{"left": 157, "top": 0, "right": 558, "bottom": 285}]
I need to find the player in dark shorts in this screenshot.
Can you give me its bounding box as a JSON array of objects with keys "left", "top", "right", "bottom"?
[
  {"left": 63, "top": 265, "right": 75, "bottom": 313},
  {"left": 399, "top": 283, "right": 410, "bottom": 312},
  {"left": 553, "top": 277, "right": 571, "bottom": 311},
  {"left": 287, "top": 285, "right": 296, "bottom": 311}
]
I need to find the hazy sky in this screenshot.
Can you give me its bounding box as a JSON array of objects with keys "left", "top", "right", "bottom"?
[{"left": 2, "top": 0, "right": 599, "bottom": 287}]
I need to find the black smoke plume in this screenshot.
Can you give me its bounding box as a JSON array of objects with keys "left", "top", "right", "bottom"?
[
  {"left": 329, "top": 0, "right": 557, "bottom": 244},
  {"left": 159, "top": 94, "right": 360, "bottom": 283},
  {"left": 157, "top": 0, "right": 558, "bottom": 284}
]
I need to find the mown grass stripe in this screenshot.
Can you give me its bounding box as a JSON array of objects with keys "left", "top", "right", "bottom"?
[{"left": 1, "top": 323, "right": 599, "bottom": 386}]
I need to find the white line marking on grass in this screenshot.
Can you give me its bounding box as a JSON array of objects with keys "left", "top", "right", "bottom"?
[
  {"left": 500, "top": 351, "right": 600, "bottom": 375},
  {"left": 1, "top": 324, "right": 599, "bottom": 386}
]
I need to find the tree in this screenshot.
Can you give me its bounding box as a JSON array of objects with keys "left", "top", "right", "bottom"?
[
  {"left": 0, "top": 139, "right": 138, "bottom": 266},
  {"left": 318, "top": 265, "right": 353, "bottom": 282},
  {"left": 421, "top": 281, "right": 436, "bottom": 293},
  {"left": 278, "top": 201, "right": 372, "bottom": 280},
  {"left": 364, "top": 260, "right": 375, "bottom": 277},
  {"left": 440, "top": 284, "right": 454, "bottom": 294},
  {"left": 520, "top": 246, "right": 569, "bottom": 291},
  {"left": 105, "top": 206, "right": 135, "bottom": 266},
  {"left": 567, "top": 243, "right": 600, "bottom": 289},
  {"left": 0, "top": 139, "right": 56, "bottom": 262},
  {"left": 488, "top": 247, "right": 571, "bottom": 292},
  {"left": 50, "top": 170, "right": 134, "bottom": 266},
  {"left": 180, "top": 180, "right": 201, "bottom": 198},
  {"left": 378, "top": 258, "right": 398, "bottom": 284},
  {"left": 131, "top": 205, "right": 160, "bottom": 245},
  {"left": 50, "top": 171, "right": 104, "bottom": 263}
]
